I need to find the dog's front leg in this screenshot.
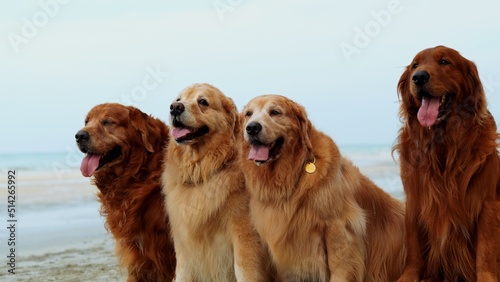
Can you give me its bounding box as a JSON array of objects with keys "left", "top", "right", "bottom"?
[
  {"left": 476, "top": 199, "right": 500, "bottom": 282},
  {"left": 229, "top": 202, "right": 272, "bottom": 282},
  {"left": 172, "top": 250, "right": 191, "bottom": 282},
  {"left": 325, "top": 220, "right": 365, "bottom": 282}
]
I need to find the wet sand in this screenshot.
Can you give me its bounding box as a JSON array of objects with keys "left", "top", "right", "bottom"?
[{"left": 0, "top": 169, "right": 124, "bottom": 281}]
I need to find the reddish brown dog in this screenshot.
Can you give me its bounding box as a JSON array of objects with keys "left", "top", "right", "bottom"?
[
  {"left": 395, "top": 46, "right": 500, "bottom": 281},
  {"left": 76, "top": 103, "right": 175, "bottom": 281}
]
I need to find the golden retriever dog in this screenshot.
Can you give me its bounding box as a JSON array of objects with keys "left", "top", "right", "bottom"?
[
  {"left": 394, "top": 45, "right": 500, "bottom": 282},
  {"left": 240, "top": 94, "right": 406, "bottom": 281},
  {"left": 75, "top": 103, "right": 175, "bottom": 281},
  {"left": 161, "top": 83, "right": 270, "bottom": 281}
]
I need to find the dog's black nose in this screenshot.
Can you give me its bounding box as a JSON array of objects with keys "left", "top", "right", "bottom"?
[
  {"left": 170, "top": 102, "right": 185, "bottom": 116},
  {"left": 75, "top": 130, "right": 90, "bottom": 143},
  {"left": 246, "top": 122, "right": 262, "bottom": 136},
  {"left": 412, "top": 70, "right": 430, "bottom": 86}
]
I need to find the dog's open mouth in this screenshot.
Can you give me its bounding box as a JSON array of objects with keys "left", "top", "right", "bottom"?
[
  {"left": 247, "top": 137, "right": 284, "bottom": 165},
  {"left": 417, "top": 91, "right": 451, "bottom": 127},
  {"left": 171, "top": 119, "right": 209, "bottom": 143},
  {"left": 80, "top": 146, "right": 121, "bottom": 177}
]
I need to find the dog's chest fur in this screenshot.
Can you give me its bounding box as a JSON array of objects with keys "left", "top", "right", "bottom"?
[
  {"left": 250, "top": 198, "right": 329, "bottom": 281},
  {"left": 162, "top": 146, "right": 243, "bottom": 281}
]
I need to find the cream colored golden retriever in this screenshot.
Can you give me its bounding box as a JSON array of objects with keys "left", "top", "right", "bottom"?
[
  {"left": 162, "top": 83, "right": 270, "bottom": 281},
  {"left": 240, "top": 94, "right": 406, "bottom": 282}
]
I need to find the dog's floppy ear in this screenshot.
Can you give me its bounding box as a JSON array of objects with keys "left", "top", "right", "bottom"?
[
  {"left": 223, "top": 96, "right": 240, "bottom": 140},
  {"left": 397, "top": 66, "right": 418, "bottom": 119},
  {"left": 289, "top": 100, "right": 313, "bottom": 152},
  {"left": 464, "top": 59, "right": 487, "bottom": 120},
  {"left": 238, "top": 109, "right": 246, "bottom": 139},
  {"left": 128, "top": 107, "right": 155, "bottom": 153},
  {"left": 397, "top": 67, "right": 409, "bottom": 102}
]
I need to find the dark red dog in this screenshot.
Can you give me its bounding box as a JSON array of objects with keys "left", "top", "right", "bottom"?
[
  {"left": 394, "top": 46, "right": 500, "bottom": 281},
  {"left": 76, "top": 103, "right": 175, "bottom": 281}
]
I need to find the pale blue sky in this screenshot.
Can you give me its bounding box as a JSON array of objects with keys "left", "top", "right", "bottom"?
[{"left": 1, "top": 0, "right": 499, "bottom": 153}]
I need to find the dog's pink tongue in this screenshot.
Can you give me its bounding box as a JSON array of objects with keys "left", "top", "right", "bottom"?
[
  {"left": 248, "top": 145, "right": 270, "bottom": 162},
  {"left": 172, "top": 128, "right": 192, "bottom": 139},
  {"left": 417, "top": 96, "right": 440, "bottom": 127},
  {"left": 80, "top": 154, "right": 101, "bottom": 177}
]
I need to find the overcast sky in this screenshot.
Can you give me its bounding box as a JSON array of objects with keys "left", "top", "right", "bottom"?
[{"left": 1, "top": 0, "right": 499, "bottom": 154}]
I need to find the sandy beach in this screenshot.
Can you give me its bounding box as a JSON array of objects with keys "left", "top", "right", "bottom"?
[
  {"left": 0, "top": 147, "right": 403, "bottom": 281},
  {"left": 0, "top": 169, "right": 125, "bottom": 282}
]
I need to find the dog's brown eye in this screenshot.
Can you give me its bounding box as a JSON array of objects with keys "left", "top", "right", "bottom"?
[
  {"left": 102, "top": 119, "right": 112, "bottom": 126},
  {"left": 412, "top": 63, "right": 418, "bottom": 69},
  {"left": 198, "top": 99, "right": 209, "bottom": 107},
  {"left": 270, "top": 109, "right": 281, "bottom": 116},
  {"left": 84, "top": 119, "right": 89, "bottom": 125},
  {"left": 245, "top": 111, "right": 252, "bottom": 117},
  {"left": 440, "top": 59, "right": 449, "bottom": 65}
]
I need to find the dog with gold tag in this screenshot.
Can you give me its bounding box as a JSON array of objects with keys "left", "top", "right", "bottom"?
[{"left": 239, "top": 94, "right": 406, "bottom": 282}]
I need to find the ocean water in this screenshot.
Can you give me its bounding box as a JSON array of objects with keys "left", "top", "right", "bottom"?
[
  {"left": 0, "top": 150, "right": 84, "bottom": 171},
  {"left": 339, "top": 143, "right": 397, "bottom": 166},
  {"left": 340, "top": 144, "right": 403, "bottom": 196}
]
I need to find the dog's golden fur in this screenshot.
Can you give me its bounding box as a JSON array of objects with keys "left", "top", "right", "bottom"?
[
  {"left": 239, "top": 95, "right": 406, "bottom": 281},
  {"left": 75, "top": 103, "right": 175, "bottom": 281},
  {"left": 162, "top": 84, "right": 270, "bottom": 281},
  {"left": 394, "top": 46, "right": 500, "bottom": 281}
]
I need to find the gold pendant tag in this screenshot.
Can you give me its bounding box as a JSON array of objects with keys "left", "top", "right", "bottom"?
[
  {"left": 305, "top": 162, "right": 316, "bottom": 174},
  {"left": 305, "top": 156, "right": 316, "bottom": 174}
]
